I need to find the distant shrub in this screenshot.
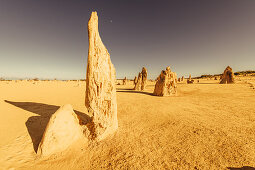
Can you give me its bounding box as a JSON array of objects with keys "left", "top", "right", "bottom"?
[{"left": 234, "top": 70, "right": 255, "bottom": 75}]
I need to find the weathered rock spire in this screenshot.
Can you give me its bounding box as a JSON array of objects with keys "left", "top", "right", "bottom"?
[
  {"left": 85, "top": 11, "right": 118, "bottom": 140},
  {"left": 220, "top": 66, "right": 234, "bottom": 84},
  {"left": 141, "top": 67, "right": 148, "bottom": 91},
  {"left": 134, "top": 72, "right": 142, "bottom": 90}
]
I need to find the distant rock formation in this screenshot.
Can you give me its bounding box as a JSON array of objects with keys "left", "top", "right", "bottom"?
[
  {"left": 178, "top": 78, "right": 181, "bottom": 82},
  {"left": 187, "top": 74, "right": 194, "bottom": 84},
  {"left": 37, "top": 104, "right": 85, "bottom": 157},
  {"left": 134, "top": 67, "right": 147, "bottom": 90},
  {"left": 123, "top": 77, "right": 127, "bottom": 85},
  {"left": 153, "top": 66, "right": 177, "bottom": 96},
  {"left": 220, "top": 66, "right": 234, "bottom": 84},
  {"left": 181, "top": 76, "right": 184, "bottom": 81},
  {"left": 141, "top": 67, "right": 148, "bottom": 91},
  {"left": 85, "top": 11, "right": 118, "bottom": 140},
  {"left": 134, "top": 72, "right": 142, "bottom": 90},
  {"left": 134, "top": 76, "right": 137, "bottom": 85}
]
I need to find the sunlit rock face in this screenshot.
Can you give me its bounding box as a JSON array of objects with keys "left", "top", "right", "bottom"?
[
  {"left": 134, "top": 67, "right": 147, "bottom": 91},
  {"left": 134, "top": 72, "right": 142, "bottom": 90},
  {"left": 220, "top": 66, "right": 235, "bottom": 84},
  {"left": 141, "top": 67, "right": 148, "bottom": 91},
  {"left": 153, "top": 66, "right": 177, "bottom": 96},
  {"left": 37, "top": 104, "right": 85, "bottom": 157},
  {"left": 85, "top": 11, "right": 118, "bottom": 140}
]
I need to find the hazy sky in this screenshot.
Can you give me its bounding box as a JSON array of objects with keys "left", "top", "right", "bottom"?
[{"left": 0, "top": 0, "right": 255, "bottom": 80}]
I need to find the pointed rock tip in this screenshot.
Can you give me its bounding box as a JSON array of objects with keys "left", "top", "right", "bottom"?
[
  {"left": 166, "top": 66, "right": 171, "bottom": 71},
  {"left": 90, "top": 11, "right": 98, "bottom": 19},
  {"left": 60, "top": 104, "right": 73, "bottom": 111}
]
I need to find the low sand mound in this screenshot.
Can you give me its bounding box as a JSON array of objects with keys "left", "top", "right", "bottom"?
[{"left": 37, "top": 104, "right": 85, "bottom": 157}]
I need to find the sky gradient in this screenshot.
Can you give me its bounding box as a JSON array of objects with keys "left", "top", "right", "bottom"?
[{"left": 0, "top": 0, "right": 255, "bottom": 80}]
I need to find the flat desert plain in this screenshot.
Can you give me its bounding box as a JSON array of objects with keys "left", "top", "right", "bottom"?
[{"left": 0, "top": 77, "right": 255, "bottom": 169}]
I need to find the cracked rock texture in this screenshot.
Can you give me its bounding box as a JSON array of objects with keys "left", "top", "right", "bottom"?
[{"left": 85, "top": 12, "right": 118, "bottom": 140}]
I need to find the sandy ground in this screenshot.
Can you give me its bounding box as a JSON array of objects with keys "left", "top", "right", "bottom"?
[{"left": 0, "top": 77, "right": 255, "bottom": 169}]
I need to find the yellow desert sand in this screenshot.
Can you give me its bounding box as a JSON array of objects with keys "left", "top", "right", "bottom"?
[
  {"left": 0, "top": 76, "right": 255, "bottom": 169},
  {"left": 1, "top": 1, "right": 255, "bottom": 169}
]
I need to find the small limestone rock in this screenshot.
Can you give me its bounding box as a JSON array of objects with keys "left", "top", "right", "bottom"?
[
  {"left": 123, "top": 77, "right": 127, "bottom": 85},
  {"left": 37, "top": 104, "right": 85, "bottom": 157},
  {"left": 181, "top": 76, "right": 184, "bottom": 81},
  {"left": 187, "top": 74, "right": 194, "bottom": 84},
  {"left": 220, "top": 66, "right": 234, "bottom": 84},
  {"left": 85, "top": 11, "right": 118, "bottom": 140},
  {"left": 153, "top": 66, "right": 177, "bottom": 96}
]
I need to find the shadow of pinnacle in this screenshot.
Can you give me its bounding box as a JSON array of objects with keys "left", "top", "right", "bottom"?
[{"left": 4, "top": 100, "right": 91, "bottom": 152}]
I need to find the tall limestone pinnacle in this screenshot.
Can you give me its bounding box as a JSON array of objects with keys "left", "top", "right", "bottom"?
[{"left": 85, "top": 11, "right": 118, "bottom": 140}]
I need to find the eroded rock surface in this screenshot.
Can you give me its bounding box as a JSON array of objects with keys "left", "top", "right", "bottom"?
[
  {"left": 153, "top": 66, "right": 177, "bottom": 96},
  {"left": 85, "top": 12, "right": 118, "bottom": 140},
  {"left": 220, "top": 66, "right": 234, "bottom": 84}
]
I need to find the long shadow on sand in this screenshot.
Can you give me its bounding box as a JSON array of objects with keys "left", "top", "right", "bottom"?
[
  {"left": 4, "top": 100, "right": 91, "bottom": 153},
  {"left": 117, "top": 90, "right": 154, "bottom": 96},
  {"left": 227, "top": 166, "right": 255, "bottom": 170}
]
